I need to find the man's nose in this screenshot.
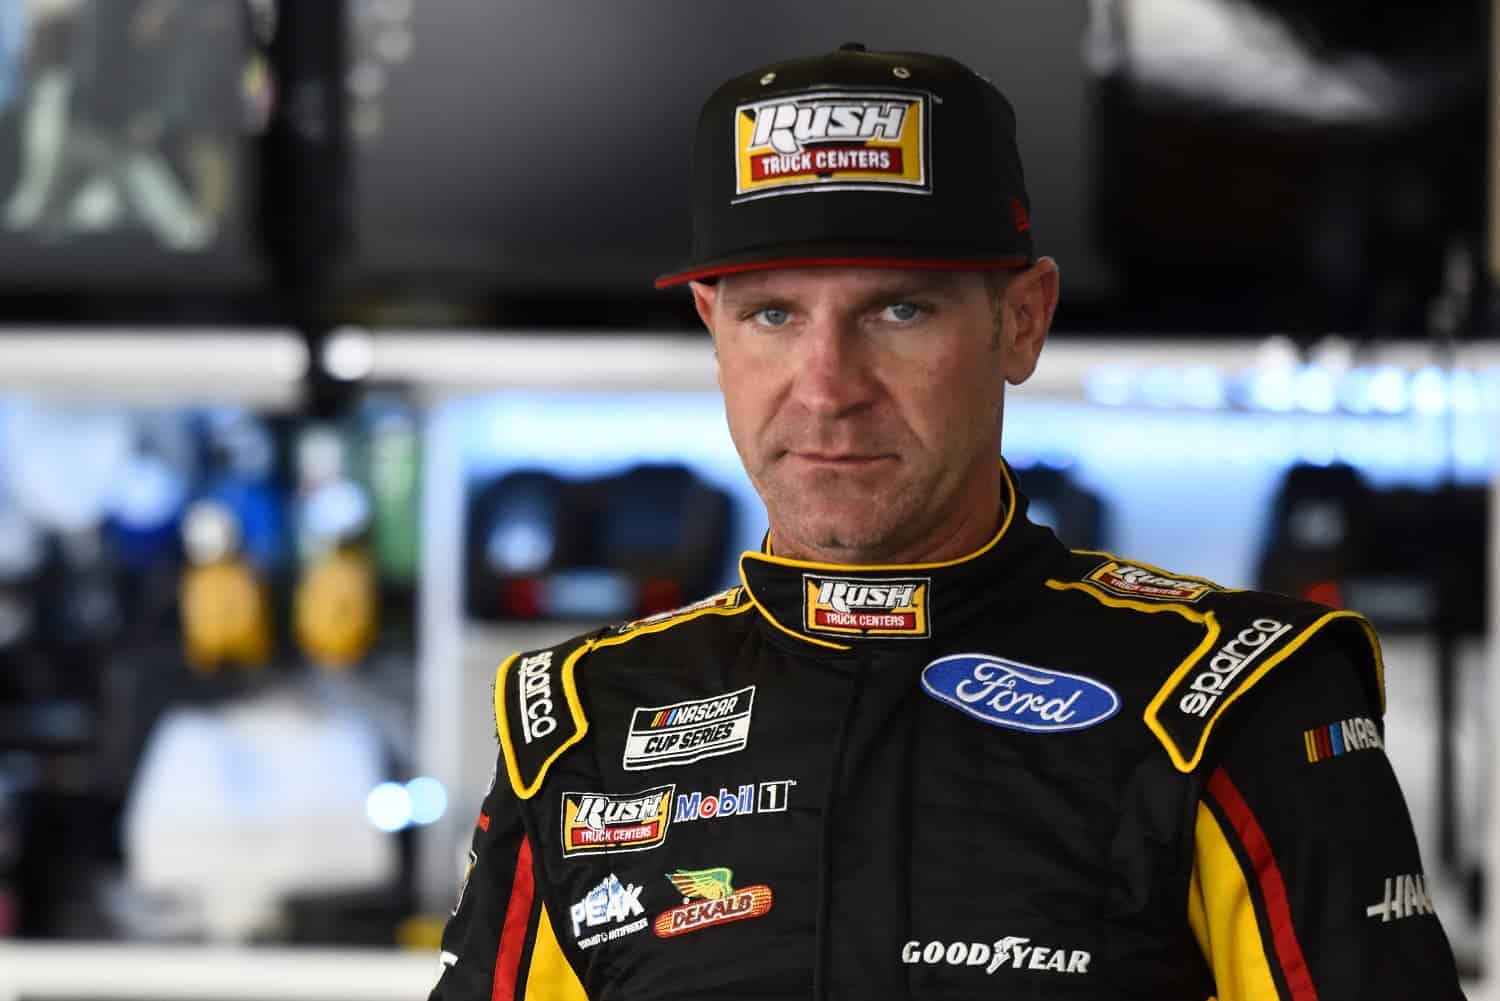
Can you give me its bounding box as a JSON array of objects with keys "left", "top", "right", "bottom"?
[{"left": 790, "top": 313, "right": 878, "bottom": 416}]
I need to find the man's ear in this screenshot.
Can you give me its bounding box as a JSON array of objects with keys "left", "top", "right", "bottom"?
[
  {"left": 1000, "top": 257, "right": 1060, "bottom": 386},
  {"left": 690, "top": 281, "right": 717, "bottom": 333}
]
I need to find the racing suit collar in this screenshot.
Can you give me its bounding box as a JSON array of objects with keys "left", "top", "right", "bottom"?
[{"left": 738, "top": 461, "right": 1061, "bottom": 651}]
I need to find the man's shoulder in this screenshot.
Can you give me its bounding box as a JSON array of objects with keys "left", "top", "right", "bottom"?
[
  {"left": 492, "top": 587, "right": 754, "bottom": 800},
  {"left": 1041, "top": 548, "right": 1385, "bottom": 774}
]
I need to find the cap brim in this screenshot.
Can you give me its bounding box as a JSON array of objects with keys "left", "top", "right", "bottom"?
[{"left": 654, "top": 246, "right": 1031, "bottom": 289}]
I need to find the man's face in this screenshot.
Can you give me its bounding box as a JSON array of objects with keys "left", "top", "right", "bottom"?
[{"left": 694, "top": 265, "right": 1047, "bottom": 564}]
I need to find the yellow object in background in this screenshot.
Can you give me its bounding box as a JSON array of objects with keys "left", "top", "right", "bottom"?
[
  {"left": 295, "top": 546, "right": 378, "bottom": 669},
  {"left": 180, "top": 560, "right": 271, "bottom": 672}
]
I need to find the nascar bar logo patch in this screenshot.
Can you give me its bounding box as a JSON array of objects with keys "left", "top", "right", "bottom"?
[
  {"left": 653, "top": 867, "right": 773, "bottom": 938},
  {"left": 803, "top": 575, "right": 931, "bottom": 638},
  {"left": 1305, "top": 716, "right": 1384, "bottom": 763},
  {"left": 1086, "top": 561, "right": 1215, "bottom": 603},
  {"left": 560, "top": 785, "right": 674, "bottom": 857},
  {"left": 733, "top": 89, "right": 930, "bottom": 202},
  {"left": 622, "top": 686, "right": 755, "bottom": 771}
]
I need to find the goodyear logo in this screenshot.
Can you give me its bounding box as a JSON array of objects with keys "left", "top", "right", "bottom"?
[
  {"left": 560, "top": 785, "right": 674, "bottom": 858},
  {"left": 803, "top": 575, "right": 930, "bottom": 638},
  {"left": 1086, "top": 561, "right": 1215, "bottom": 603},
  {"left": 734, "top": 89, "right": 930, "bottom": 201}
]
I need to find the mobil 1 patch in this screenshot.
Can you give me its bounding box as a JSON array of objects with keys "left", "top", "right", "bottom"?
[{"left": 622, "top": 686, "right": 756, "bottom": 771}]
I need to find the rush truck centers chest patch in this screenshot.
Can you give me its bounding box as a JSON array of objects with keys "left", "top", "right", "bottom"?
[
  {"left": 733, "top": 89, "right": 930, "bottom": 201},
  {"left": 560, "top": 785, "right": 674, "bottom": 857},
  {"left": 623, "top": 686, "right": 755, "bottom": 771},
  {"left": 803, "top": 575, "right": 931, "bottom": 638},
  {"left": 921, "top": 654, "right": 1121, "bottom": 733}
]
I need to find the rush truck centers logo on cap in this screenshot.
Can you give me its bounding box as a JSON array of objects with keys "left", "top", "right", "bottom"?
[
  {"left": 653, "top": 867, "right": 773, "bottom": 938},
  {"left": 623, "top": 686, "right": 756, "bottom": 771},
  {"left": 734, "top": 90, "right": 930, "bottom": 201},
  {"left": 560, "top": 785, "right": 674, "bottom": 857},
  {"left": 921, "top": 654, "right": 1121, "bottom": 733},
  {"left": 803, "top": 575, "right": 931, "bottom": 638},
  {"left": 1085, "top": 561, "right": 1215, "bottom": 603}
]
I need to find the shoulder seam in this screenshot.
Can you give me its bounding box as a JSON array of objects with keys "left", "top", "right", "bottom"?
[
  {"left": 1044, "top": 578, "right": 1212, "bottom": 623},
  {"left": 1145, "top": 609, "right": 1383, "bottom": 773},
  {"left": 496, "top": 641, "right": 594, "bottom": 801},
  {"left": 598, "top": 598, "right": 755, "bottom": 649}
]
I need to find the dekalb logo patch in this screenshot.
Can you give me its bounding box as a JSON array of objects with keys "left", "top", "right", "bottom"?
[
  {"left": 734, "top": 89, "right": 930, "bottom": 202},
  {"left": 622, "top": 686, "right": 755, "bottom": 771},
  {"left": 804, "top": 575, "right": 930, "bottom": 638},
  {"left": 1086, "top": 561, "right": 1215, "bottom": 603},
  {"left": 653, "top": 867, "right": 773, "bottom": 938},
  {"left": 560, "top": 785, "right": 673, "bottom": 857},
  {"left": 921, "top": 654, "right": 1121, "bottom": 733}
]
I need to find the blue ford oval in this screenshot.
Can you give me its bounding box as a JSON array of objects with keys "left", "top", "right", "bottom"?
[{"left": 920, "top": 654, "right": 1121, "bottom": 733}]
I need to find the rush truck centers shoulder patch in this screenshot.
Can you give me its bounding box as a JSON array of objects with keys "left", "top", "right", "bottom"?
[
  {"left": 653, "top": 867, "right": 773, "bottom": 938},
  {"left": 734, "top": 89, "right": 930, "bottom": 202},
  {"left": 623, "top": 686, "right": 755, "bottom": 771},
  {"left": 560, "top": 785, "right": 674, "bottom": 858},
  {"left": 1086, "top": 560, "right": 1216, "bottom": 603},
  {"left": 921, "top": 654, "right": 1121, "bottom": 733},
  {"left": 803, "top": 575, "right": 931, "bottom": 638}
]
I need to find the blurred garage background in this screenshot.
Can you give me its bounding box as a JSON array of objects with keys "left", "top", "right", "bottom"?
[{"left": 0, "top": 0, "right": 1495, "bottom": 997}]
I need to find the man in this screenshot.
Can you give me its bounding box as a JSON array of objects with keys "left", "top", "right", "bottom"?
[{"left": 432, "top": 45, "right": 1465, "bottom": 1000}]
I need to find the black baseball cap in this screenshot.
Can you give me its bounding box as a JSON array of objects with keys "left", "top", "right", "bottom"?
[{"left": 655, "top": 43, "right": 1035, "bottom": 289}]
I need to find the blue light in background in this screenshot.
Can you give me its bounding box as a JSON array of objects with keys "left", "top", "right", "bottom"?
[
  {"left": 367, "top": 781, "right": 413, "bottom": 833},
  {"left": 406, "top": 777, "right": 448, "bottom": 825},
  {"left": 1293, "top": 366, "right": 1337, "bottom": 414},
  {"left": 1409, "top": 367, "right": 1448, "bottom": 416},
  {"left": 1367, "top": 366, "right": 1409, "bottom": 415},
  {"left": 1247, "top": 368, "right": 1296, "bottom": 413}
]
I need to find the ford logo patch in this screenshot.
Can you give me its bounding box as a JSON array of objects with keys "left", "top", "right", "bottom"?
[{"left": 920, "top": 654, "right": 1121, "bottom": 733}]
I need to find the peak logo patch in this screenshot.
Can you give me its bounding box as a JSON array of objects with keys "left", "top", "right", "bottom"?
[
  {"left": 560, "top": 785, "right": 674, "bottom": 857},
  {"left": 803, "top": 575, "right": 930, "bottom": 638},
  {"left": 734, "top": 90, "right": 930, "bottom": 202}
]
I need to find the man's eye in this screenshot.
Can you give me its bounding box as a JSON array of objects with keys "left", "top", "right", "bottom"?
[
  {"left": 881, "top": 302, "right": 925, "bottom": 322},
  {"left": 752, "top": 307, "right": 791, "bottom": 327}
]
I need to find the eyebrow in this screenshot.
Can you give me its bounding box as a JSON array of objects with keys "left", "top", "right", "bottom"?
[{"left": 717, "top": 271, "right": 968, "bottom": 308}]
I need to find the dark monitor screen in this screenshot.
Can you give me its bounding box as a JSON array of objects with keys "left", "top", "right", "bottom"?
[
  {"left": 0, "top": 0, "right": 262, "bottom": 291},
  {"left": 346, "top": 0, "right": 1108, "bottom": 300}
]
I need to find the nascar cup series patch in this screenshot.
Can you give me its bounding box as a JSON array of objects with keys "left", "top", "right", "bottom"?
[
  {"left": 734, "top": 89, "right": 930, "bottom": 202},
  {"left": 803, "top": 575, "right": 931, "bottom": 638},
  {"left": 622, "top": 686, "right": 756, "bottom": 771},
  {"left": 921, "top": 654, "right": 1121, "bottom": 733}
]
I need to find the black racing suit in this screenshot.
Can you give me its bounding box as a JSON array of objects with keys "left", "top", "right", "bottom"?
[{"left": 431, "top": 468, "right": 1464, "bottom": 1000}]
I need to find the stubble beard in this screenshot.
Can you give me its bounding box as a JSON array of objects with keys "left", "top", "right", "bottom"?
[{"left": 755, "top": 457, "right": 938, "bottom": 564}]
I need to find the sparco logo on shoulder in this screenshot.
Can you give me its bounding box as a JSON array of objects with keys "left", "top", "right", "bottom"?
[
  {"left": 804, "top": 575, "right": 931, "bottom": 638},
  {"left": 1178, "top": 618, "right": 1292, "bottom": 718},
  {"left": 921, "top": 654, "right": 1121, "bottom": 733},
  {"left": 516, "top": 651, "right": 556, "bottom": 744},
  {"left": 734, "top": 89, "right": 930, "bottom": 201}
]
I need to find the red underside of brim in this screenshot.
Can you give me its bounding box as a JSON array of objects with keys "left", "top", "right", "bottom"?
[{"left": 654, "top": 254, "right": 1031, "bottom": 289}]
